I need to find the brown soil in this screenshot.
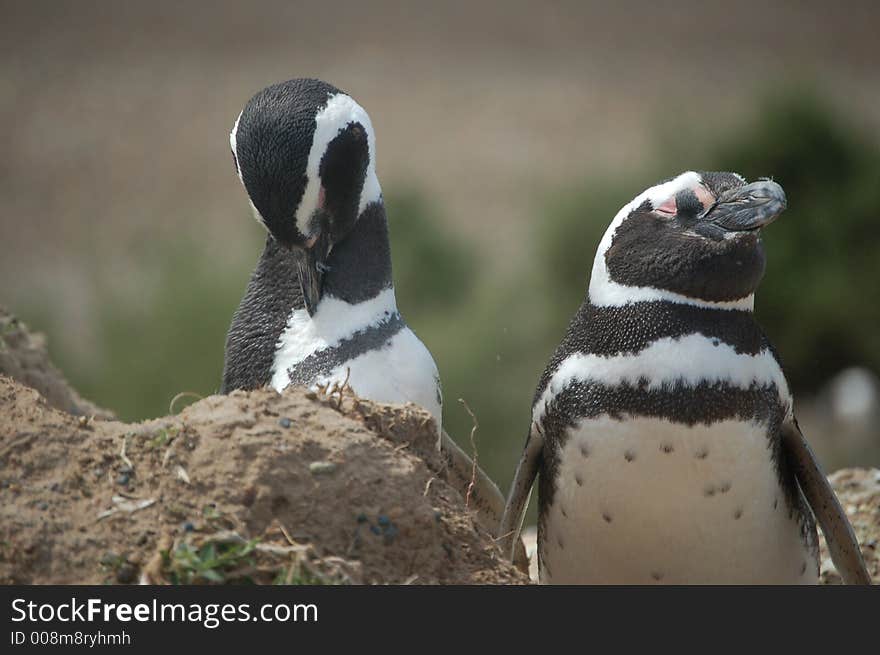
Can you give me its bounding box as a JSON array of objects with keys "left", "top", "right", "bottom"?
[
  {"left": 0, "top": 307, "right": 112, "bottom": 419},
  {"left": 0, "top": 310, "right": 526, "bottom": 585},
  {"left": 0, "top": 374, "right": 526, "bottom": 584}
]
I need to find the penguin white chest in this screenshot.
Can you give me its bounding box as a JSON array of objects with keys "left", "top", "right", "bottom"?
[
  {"left": 541, "top": 416, "right": 817, "bottom": 584},
  {"left": 269, "top": 290, "right": 442, "bottom": 430},
  {"left": 315, "top": 327, "right": 442, "bottom": 429},
  {"left": 272, "top": 322, "right": 442, "bottom": 430}
]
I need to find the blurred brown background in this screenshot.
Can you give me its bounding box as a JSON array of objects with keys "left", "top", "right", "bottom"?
[{"left": 2, "top": 1, "right": 879, "bottom": 494}]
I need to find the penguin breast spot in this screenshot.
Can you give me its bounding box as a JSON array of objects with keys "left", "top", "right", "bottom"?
[{"left": 545, "top": 418, "right": 811, "bottom": 583}]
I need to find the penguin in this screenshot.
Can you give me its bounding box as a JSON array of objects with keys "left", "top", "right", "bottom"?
[
  {"left": 498, "top": 171, "right": 870, "bottom": 584},
  {"left": 220, "top": 78, "right": 441, "bottom": 426},
  {"left": 220, "top": 79, "right": 517, "bottom": 555}
]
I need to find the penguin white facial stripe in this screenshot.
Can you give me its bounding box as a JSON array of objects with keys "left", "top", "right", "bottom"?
[
  {"left": 229, "top": 111, "right": 243, "bottom": 180},
  {"left": 270, "top": 287, "right": 398, "bottom": 390},
  {"left": 230, "top": 110, "right": 269, "bottom": 228},
  {"left": 532, "top": 333, "right": 791, "bottom": 426},
  {"left": 588, "top": 170, "right": 755, "bottom": 311},
  {"left": 296, "top": 93, "right": 382, "bottom": 237},
  {"left": 595, "top": 171, "right": 702, "bottom": 264}
]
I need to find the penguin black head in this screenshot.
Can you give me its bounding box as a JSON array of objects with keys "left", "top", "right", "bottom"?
[
  {"left": 229, "top": 78, "right": 381, "bottom": 314},
  {"left": 590, "top": 171, "right": 786, "bottom": 309}
]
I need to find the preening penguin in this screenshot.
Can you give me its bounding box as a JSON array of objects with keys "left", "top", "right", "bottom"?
[
  {"left": 221, "top": 79, "right": 512, "bottom": 547},
  {"left": 499, "top": 171, "right": 869, "bottom": 584},
  {"left": 221, "top": 79, "right": 441, "bottom": 426}
]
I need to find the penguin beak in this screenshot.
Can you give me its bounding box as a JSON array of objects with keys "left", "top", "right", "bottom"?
[
  {"left": 705, "top": 180, "right": 787, "bottom": 232},
  {"left": 291, "top": 233, "right": 331, "bottom": 316}
]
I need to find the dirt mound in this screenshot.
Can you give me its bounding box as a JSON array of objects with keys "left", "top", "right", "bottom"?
[
  {"left": 0, "top": 374, "right": 526, "bottom": 584},
  {"left": 0, "top": 307, "right": 112, "bottom": 419}
]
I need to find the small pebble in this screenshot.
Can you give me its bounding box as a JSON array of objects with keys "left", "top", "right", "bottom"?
[
  {"left": 116, "top": 563, "right": 138, "bottom": 584},
  {"left": 100, "top": 552, "right": 119, "bottom": 567},
  {"left": 93, "top": 468, "right": 105, "bottom": 479},
  {"left": 116, "top": 473, "right": 130, "bottom": 486},
  {"left": 377, "top": 514, "right": 391, "bottom": 527},
  {"left": 309, "top": 461, "right": 336, "bottom": 475},
  {"left": 369, "top": 525, "right": 381, "bottom": 535},
  {"left": 183, "top": 522, "right": 195, "bottom": 533},
  {"left": 50, "top": 482, "right": 61, "bottom": 493},
  {"left": 383, "top": 526, "right": 399, "bottom": 544},
  {"left": 356, "top": 513, "right": 368, "bottom": 523},
  {"left": 278, "top": 417, "right": 292, "bottom": 429},
  {"left": 38, "top": 501, "right": 49, "bottom": 511}
]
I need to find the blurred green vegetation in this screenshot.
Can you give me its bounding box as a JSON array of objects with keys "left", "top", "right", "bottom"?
[
  {"left": 23, "top": 240, "right": 252, "bottom": 420},
  {"left": 386, "top": 189, "right": 476, "bottom": 319},
  {"left": 13, "top": 86, "right": 880, "bottom": 497}
]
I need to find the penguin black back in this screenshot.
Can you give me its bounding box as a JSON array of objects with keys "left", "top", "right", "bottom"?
[{"left": 221, "top": 236, "right": 302, "bottom": 392}]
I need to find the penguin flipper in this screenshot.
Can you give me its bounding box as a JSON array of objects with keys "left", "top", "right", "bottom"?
[
  {"left": 781, "top": 419, "right": 871, "bottom": 585},
  {"left": 438, "top": 429, "right": 505, "bottom": 526},
  {"left": 438, "top": 429, "right": 530, "bottom": 571},
  {"left": 498, "top": 427, "right": 544, "bottom": 564}
]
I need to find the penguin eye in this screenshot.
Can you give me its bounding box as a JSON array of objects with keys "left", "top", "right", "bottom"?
[{"left": 654, "top": 197, "right": 677, "bottom": 217}]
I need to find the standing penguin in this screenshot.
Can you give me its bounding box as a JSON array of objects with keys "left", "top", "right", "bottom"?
[
  {"left": 499, "top": 171, "right": 870, "bottom": 584},
  {"left": 221, "top": 79, "right": 512, "bottom": 546},
  {"left": 221, "top": 78, "right": 441, "bottom": 425}
]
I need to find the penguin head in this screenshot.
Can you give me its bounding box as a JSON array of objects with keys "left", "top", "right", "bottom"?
[
  {"left": 589, "top": 171, "right": 786, "bottom": 309},
  {"left": 229, "top": 78, "right": 381, "bottom": 314}
]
